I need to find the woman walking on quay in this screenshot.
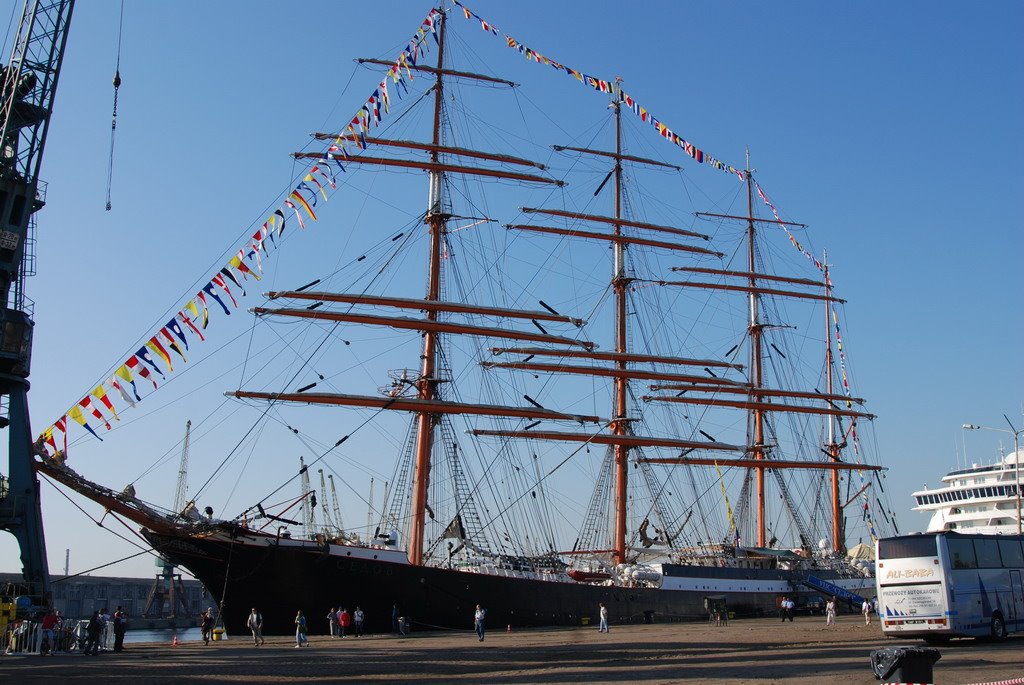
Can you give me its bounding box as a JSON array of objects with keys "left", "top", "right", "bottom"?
[
  {"left": 825, "top": 597, "right": 836, "bottom": 626},
  {"left": 295, "top": 610, "right": 309, "bottom": 647}
]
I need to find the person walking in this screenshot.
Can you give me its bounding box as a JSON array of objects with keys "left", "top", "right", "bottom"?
[
  {"left": 295, "top": 610, "right": 309, "bottom": 647},
  {"left": 201, "top": 608, "right": 214, "bottom": 645},
  {"left": 862, "top": 598, "right": 872, "bottom": 625},
  {"left": 391, "top": 603, "right": 400, "bottom": 634},
  {"left": 598, "top": 603, "right": 609, "bottom": 633},
  {"left": 825, "top": 597, "right": 837, "bottom": 626},
  {"left": 112, "top": 606, "right": 127, "bottom": 652},
  {"left": 84, "top": 611, "right": 103, "bottom": 656},
  {"left": 474, "top": 604, "right": 487, "bottom": 642},
  {"left": 327, "top": 607, "right": 338, "bottom": 638},
  {"left": 247, "top": 608, "right": 265, "bottom": 646},
  {"left": 353, "top": 607, "right": 364, "bottom": 637}
]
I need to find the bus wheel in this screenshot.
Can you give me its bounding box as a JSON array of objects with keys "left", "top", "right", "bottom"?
[{"left": 991, "top": 614, "right": 1007, "bottom": 641}]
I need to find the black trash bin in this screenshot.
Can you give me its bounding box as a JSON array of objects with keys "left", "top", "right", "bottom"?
[{"left": 870, "top": 646, "right": 941, "bottom": 683}]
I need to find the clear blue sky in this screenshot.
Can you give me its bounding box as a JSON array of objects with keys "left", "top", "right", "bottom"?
[{"left": 1, "top": 1, "right": 1021, "bottom": 579}]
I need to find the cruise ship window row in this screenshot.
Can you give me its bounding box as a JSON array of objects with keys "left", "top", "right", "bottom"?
[{"left": 916, "top": 485, "right": 1022, "bottom": 506}]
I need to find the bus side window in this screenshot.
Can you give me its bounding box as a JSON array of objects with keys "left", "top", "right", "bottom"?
[
  {"left": 998, "top": 539, "right": 1024, "bottom": 568},
  {"left": 947, "top": 538, "right": 977, "bottom": 569},
  {"left": 974, "top": 538, "right": 1002, "bottom": 568}
]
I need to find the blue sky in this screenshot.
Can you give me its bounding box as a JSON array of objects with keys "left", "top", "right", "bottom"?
[{"left": 1, "top": 1, "right": 1021, "bottom": 579}]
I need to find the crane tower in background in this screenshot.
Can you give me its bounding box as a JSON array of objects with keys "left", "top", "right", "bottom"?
[
  {"left": 0, "top": 0, "right": 75, "bottom": 614},
  {"left": 142, "top": 420, "right": 191, "bottom": 619}
]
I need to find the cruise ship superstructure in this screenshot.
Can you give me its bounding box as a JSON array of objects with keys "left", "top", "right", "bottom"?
[{"left": 913, "top": 450, "right": 1023, "bottom": 534}]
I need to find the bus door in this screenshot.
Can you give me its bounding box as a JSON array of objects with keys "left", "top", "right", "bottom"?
[{"left": 1010, "top": 570, "right": 1023, "bottom": 630}]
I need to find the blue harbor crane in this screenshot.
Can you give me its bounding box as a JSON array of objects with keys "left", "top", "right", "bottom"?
[{"left": 0, "top": 0, "right": 75, "bottom": 615}]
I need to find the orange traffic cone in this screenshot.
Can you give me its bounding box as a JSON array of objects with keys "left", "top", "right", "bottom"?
[{"left": 172, "top": 634, "right": 180, "bottom": 647}]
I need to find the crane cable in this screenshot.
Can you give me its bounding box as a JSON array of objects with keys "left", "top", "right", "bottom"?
[{"left": 105, "top": 0, "right": 125, "bottom": 211}]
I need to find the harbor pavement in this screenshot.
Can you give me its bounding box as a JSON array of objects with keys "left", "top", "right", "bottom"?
[{"left": 1, "top": 615, "right": 1021, "bottom": 683}]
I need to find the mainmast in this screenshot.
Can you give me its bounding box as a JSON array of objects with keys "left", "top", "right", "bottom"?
[
  {"left": 611, "top": 84, "right": 629, "bottom": 566},
  {"left": 745, "top": 154, "right": 768, "bottom": 548},
  {"left": 408, "top": 6, "right": 448, "bottom": 566},
  {"left": 823, "top": 255, "right": 844, "bottom": 553}
]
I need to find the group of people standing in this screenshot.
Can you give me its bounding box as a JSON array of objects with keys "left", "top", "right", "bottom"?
[
  {"left": 254, "top": 607, "right": 369, "bottom": 648},
  {"left": 779, "top": 597, "right": 796, "bottom": 621},
  {"left": 81, "top": 606, "right": 127, "bottom": 655},
  {"left": 326, "top": 606, "right": 365, "bottom": 639}
]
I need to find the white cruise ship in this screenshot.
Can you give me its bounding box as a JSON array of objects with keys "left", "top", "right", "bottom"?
[{"left": 913, "top": 450, "right": 1023, "bottom": 533}]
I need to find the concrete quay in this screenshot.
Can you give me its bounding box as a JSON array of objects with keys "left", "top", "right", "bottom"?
[{"left": 1, "top": 616, "right": 1021, "bottom": 683}]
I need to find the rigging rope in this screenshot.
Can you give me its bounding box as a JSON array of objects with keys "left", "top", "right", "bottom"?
[{"left": 105, "top": 0, "right": 125, "bottom": 211}]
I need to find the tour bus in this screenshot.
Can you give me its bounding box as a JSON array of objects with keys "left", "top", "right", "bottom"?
[{"left": 876, "top": 532, "right": 1024, "bottom": 642}]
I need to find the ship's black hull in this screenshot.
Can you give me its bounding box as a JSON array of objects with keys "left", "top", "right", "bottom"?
[{"left": 143, "top": 528, "right": 871, "bottom": 636}]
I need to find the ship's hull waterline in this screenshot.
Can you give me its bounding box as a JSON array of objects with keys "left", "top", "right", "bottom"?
[{"left": 143, "top": 529, "right": 873, "bottom": 635}]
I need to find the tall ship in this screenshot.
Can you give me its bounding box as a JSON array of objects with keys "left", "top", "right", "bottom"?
[
  {"left": 913, "top": 449, "right": 1023, "bottom": 534},
  {"left": 34, "top": 4, "right": 896, "bottom": 634}
]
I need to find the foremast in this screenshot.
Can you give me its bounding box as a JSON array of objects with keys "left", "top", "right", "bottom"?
[{"left": 408, "top": 5, "right": 448, "bottom": 567}]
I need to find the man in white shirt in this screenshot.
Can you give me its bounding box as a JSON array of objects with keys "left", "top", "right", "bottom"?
[
  {"left": 247, "top": 608, "right": 265, "bottom": 646},
  {"left": 474, "top": 605, "right": 487, "bottom": 641}
]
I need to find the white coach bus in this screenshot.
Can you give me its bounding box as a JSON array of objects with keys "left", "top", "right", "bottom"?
[{"left": 876, "top": 532, "right": 1024, "bottom": 642}]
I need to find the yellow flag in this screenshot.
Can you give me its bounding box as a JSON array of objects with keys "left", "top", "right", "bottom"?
[
  {"left": 91, "top": 385, "right": 119, "bottom": 421},
  {"left": 146, "top": 339, "right": 173, "bottom": 373},
  {"left": 115, "top": 364, "right": 133, "bottom": 384},
  {"left": 68, "top": 405, "right": 87, "bottom": 427}
]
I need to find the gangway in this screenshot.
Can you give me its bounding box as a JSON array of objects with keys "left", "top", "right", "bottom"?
[{"left": 798, "top": 575, "right": 867, "bottom": 607}]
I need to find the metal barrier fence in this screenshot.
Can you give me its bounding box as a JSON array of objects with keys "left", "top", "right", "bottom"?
[
  {"left": 2, "top": 619, "right": 111, "bottom": 655},
  {"left": 3, "top": 620, "right": 41, "bottom": 655}
]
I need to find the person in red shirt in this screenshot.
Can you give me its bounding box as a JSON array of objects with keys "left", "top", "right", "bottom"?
[
  {"left": 40, "top": 610, "right": 60, "bottom": 655},
  {"left": 338, "top": 608, "right": 351, "bottom": 638}
]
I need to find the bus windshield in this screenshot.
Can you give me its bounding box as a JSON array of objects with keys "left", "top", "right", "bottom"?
[{"left": 878, "top": 536, "right": 937, "bottom": 560}]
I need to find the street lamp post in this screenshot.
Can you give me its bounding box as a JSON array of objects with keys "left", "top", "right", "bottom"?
[{"left": 963, "top": 416, "right": 1023, "bottom": 535}]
